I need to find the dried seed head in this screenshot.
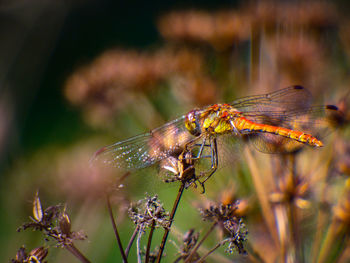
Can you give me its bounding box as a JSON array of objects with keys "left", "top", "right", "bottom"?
[
  {"left": 223, "top": 218, "right": 248, "bottom": 255},
  {"left": 128, "top": 195, "right": 170, "bottom": 231},
  {"left": 269, "top": 175, "right": 310, "bottom": 209},
  {"left": 200, "top": 202, "right": 240, "bottom": 222}
]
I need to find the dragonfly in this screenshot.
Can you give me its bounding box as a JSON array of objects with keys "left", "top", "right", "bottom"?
[{"left": 92, "top": 85, "right": 339, "bottom": 185}]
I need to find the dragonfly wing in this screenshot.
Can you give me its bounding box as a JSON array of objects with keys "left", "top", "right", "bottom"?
[
  {"left": 92, "top": 116, "right": 196, "bottom": 170},
  {"left": 231, "top": 86, "right": 340, "bottom": 153},
  {"left": 231, "top": 85, "right": 313, "bottom": 113}
]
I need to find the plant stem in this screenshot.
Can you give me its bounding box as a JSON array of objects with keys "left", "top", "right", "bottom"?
[
  {"left": 288, "top": 154, "right": 303, "bottom": 263},
  {"left": 145, "top": 220, "right": 156, "bottom": 263},
  {"left": 244, "top": 148, "right": 279, "bottom": 245},
  {"left": 106, "top": 194, "right": 128, "bottom": 263},
  {"left": 195, "top": 242, "right": 222, "bottom": 263},
  {"left": 156, "top": 182, "right": 185, "bottom": 263},
  {"left": 65, "top": 243, "right": 91, "bottom": 263},
  {"left": 136, "top": 228, "right": 142, "bottom": 263},
  {"left": 125, "top": 226, "right": 139, "bottom": 258}
]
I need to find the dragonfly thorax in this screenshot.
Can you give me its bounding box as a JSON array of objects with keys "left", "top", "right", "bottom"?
[
  {"left": 200, "top": 104, "right": 242, "bottom": 135},
  {"left": 185, "top": 104, "right": 244, "bottom": 137}
]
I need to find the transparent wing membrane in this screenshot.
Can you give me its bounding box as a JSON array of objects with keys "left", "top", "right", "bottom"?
[
  {"left": 93, "top": 116, "right": 196, "bottom": 170},
  {"left": 93, "top": 85, "right": 341, "bottom": 174},
  {"left": 231, "top": 86, "right": 313, "bottom": 113}
]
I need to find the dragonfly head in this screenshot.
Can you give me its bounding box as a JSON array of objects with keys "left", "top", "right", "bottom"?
[{"left": 185, "top": 110, "right": 201, "bottom": 136}]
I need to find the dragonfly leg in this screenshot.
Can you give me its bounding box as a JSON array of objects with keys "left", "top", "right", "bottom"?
[
  {"left": 194, "top": 137, "right": 207, "bottom": 159},
  {"left": 178, "top": 136, "right": 218, "bottom": 191},
  {"left": 198, "top": 137, "right": 218, "bottom": 191},
  {"left": 182, "top": 136, "right": 209, "bottom": 161}
]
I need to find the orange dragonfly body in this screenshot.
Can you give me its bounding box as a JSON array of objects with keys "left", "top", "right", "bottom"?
[
  {"left": 186, "top": 103, "right": 324, "bottom": 146},
  {"left": 93, "top": 85, "right": 339, "bottom": 182}
]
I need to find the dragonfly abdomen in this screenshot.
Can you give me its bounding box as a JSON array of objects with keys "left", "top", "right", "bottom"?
[{"left": 234, "top": 117, "right": 323, "bottom": 147}]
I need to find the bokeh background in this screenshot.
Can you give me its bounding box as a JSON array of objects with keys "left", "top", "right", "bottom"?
[{"left": 1, "top": 0, "right": 350, "bottom": 262}]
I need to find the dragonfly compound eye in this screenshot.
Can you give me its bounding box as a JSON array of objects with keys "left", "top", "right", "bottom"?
[{"left": 185, "top": 110, "right": 201, "bottom": 136}]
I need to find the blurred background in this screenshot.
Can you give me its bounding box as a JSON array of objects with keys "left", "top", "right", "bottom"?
[{"left": 1, "top": 0, "right": 350, "bottom": 262}]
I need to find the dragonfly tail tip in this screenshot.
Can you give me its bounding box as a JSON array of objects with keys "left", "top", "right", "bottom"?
[{"left": 326, "top": 105, "right": 339, "bottom": 111}]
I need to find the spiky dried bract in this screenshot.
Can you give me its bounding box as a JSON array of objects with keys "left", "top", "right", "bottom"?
[{"left": 129, "top": 195, "right": 170, "bottom": 233}]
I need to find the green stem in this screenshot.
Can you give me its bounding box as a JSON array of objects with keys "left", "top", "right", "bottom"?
[{"left": 156, "top": 182, "right": 185, "bottom": 263}]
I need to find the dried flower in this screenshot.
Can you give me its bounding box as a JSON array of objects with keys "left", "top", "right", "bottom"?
[
  {"left": 18, "top": 193, "right": 87, "bottom": 248},
  {"left": 246, "top": 1, "right": 337, "bottom": 31},
  {"left": 64, "top": 47, "right": 210, "bottom": 126},
  {"left": 269, "top": 174, "right": 310, "bottom": 209},
  {"left": 158, "top": 10, "right": 251, "bottom": 50},
  {"left": 200, "top": 202, "right": 248, "bottom": 254}
]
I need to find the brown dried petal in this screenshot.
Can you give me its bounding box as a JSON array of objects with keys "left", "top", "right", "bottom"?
[
  {"left": 59, "top": 211, "right": 71, "bottom": 235},
  {"left": 28, "top": 247, "right": 48, "bottom": 262},
  {"left": 15, "top": 246, "right": 27, "bottom": 262},
  {"left": 33, "top": 191, "right": 43, "bottom": 222}
]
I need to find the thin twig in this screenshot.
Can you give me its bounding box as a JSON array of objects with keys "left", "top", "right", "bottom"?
[
  {"left": 125, "top": 225, "right": 139, "bottom": 258},
  {"left": 136, "top": 228, "right": 143, "bottom": 263},
  {"left": 65, "top": 243, "right": 91, "bottom": 263},
  {"left": 185, "top": 221, "right": 218, "bottom": 263},
  {"left": 145, "top": 220, "right": 156, "bottom": 263},
  {"left": 106, "top": 194, "right": 128, "bottom": 263},
  {"left": 195, "top": 242, "right": 222, "bottom": 263},
  {"left": 156, "top": 182, "right": 185, "bottom": 263}
]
